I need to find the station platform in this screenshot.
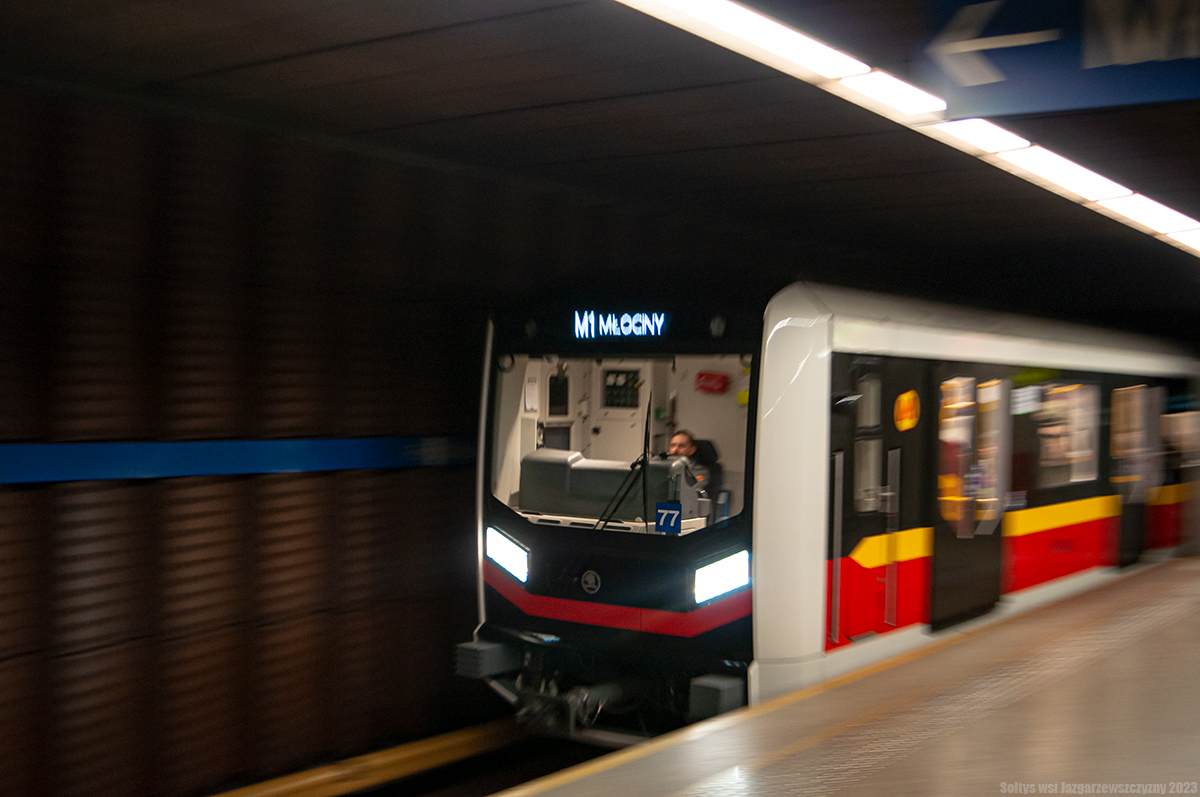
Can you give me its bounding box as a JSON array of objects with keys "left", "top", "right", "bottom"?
[{"left": 497, "top": 558, "right": 1200, "bottom": 797}]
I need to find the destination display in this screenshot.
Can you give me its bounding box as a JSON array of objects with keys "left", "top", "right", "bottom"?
[{"left": 574, "top": 311, "right": 669, "bottom": 339}]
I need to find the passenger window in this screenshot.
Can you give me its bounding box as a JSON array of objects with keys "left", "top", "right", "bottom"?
[
  {"left": 1037, "top": 383, "right": 1098, "bottom": 487},
  {"left": 975, "top": 380, "right": 1002, "bottom": 522},
  {"left": 938, "top": 377, "right": 975, "bottom": 535},
  {"left": 855, "top": 438, "right": 881, "bottom": 512},
  {"left": 1111, "top": 385, "right": 1145, "bottom": 458},
  {"left": 854, "top": 376, "right": 882, "bottom": 513},
  {"left": 857, "top": 375, "right": 881, "bottom": 429}
]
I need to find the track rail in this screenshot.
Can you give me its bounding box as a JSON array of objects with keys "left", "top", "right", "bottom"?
[{"left": 215, "top": 719, "right": 526, "bottom": 797}]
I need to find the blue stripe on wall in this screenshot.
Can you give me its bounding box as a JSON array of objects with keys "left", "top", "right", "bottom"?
[{"left": 0, "top": 436, "right": 474, "bottom": 484}]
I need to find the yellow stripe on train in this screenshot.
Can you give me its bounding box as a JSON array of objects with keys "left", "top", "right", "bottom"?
[
  {"left": 848, "top": 527, "right": 932, "bottom": 569},
  {"left": 1147, "top": 482, "right": 1194, "bottom": 507},
  {"left": 846, "top": 487, "right": 1193, "bottom": 564},
  {"left": 1001, "top": 495, "right": 1121, "bottom": 538}
]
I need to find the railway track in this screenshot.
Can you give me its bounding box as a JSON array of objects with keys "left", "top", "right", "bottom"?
[{"left": 213, "top": 720, "right": 606, "bottom": 797}]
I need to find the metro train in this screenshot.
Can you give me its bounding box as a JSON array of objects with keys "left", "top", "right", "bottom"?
[{"left": 455, "top": 282, "right": 1198, "bottom": 744}]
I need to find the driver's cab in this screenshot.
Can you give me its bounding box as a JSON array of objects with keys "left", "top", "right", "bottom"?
[{"left": 490, "top": 354, "right": 748, "bottom": 535}]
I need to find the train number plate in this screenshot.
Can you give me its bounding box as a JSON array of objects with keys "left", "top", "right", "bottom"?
[{"left": 656, "top": 502, "right": 682, "bottom": 535}]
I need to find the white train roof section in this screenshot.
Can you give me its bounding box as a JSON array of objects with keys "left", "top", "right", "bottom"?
[{"left": 776, "top": 283, "right": 1198, "bottom": 378}]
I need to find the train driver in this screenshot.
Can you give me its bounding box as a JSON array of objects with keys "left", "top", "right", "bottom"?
[{"left": 669, "top": 430, "right": 711, "bottom": 489}]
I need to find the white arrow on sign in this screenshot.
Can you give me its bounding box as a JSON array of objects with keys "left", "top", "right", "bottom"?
[{"left": 928, "top": 1, "right": 1062, "bottom": 86}]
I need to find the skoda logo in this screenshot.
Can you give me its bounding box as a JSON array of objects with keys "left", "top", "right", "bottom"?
[{"left": 581, "top": 570, "right": 601, "bottom": 595}]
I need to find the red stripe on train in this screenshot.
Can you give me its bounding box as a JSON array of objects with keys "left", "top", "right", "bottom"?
[
  {"left": 1002, "top": 516, "right": 1119, "bottom": 593},
  {"left": 1147, "top": 501, "right": 1183, "bottom": 549},
  {"left": 825, "top": 555, "right": 930, "bottom": 651},
  {"left": 484, "top": 561, "right": 751, "bottom": 637}
]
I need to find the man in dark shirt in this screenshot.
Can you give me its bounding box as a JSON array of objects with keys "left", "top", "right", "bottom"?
[{"left": 669, "top": 429, "right": 711, "bottom": 490}]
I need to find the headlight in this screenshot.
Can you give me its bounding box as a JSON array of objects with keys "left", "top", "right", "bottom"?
[
  {"left": 486, "top": 527, "right": 528, "bottom": 583},
  {"left": 694, "top": 550, "right": 750, "bottom": 604}
]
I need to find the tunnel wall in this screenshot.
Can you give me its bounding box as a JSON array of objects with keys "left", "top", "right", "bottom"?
[{"left": 0, "top": 79, "right": 794, "bottom": 797}]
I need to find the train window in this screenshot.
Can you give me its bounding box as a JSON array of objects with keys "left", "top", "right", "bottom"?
[
  {"left": 1037, "top": 383, "right": 1098, "bottom": 487},
  {"left": 857, "top": 376, "right": 881, "bottom": 429},
  {"left": 938, "top": 377, "right": 976, "bottom": 535},
  {"left": 975, "top": 380, "right": 1002, "bottom": 522},
  {"left": 852, "top": 375, "right": 882, "bottom": 513},
  {"left": 1072, "top": 386, "right": 1099, "bottom": 482},
  {"left": 854, "top": 438, "right": 881, "bottom": 512},
  {"left": 1111, "top": 385, "right": 1146, "bottom": 457},
  {"left": 548, "top": 374, "right": 569, "bottom": 416},
  {"left": 491, "top": 354, "right": 750, "bottom": 534}
]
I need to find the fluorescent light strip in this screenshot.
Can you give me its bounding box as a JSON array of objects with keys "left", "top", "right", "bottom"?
[
  {"left": 1096, "top": 194, "right": 1200, "bottom": 235},
  {"left": 1169, "top": 229, "right": 1200, "bottom": 253},
  {"left": 932, "top": 118, "right": 1029, "bottom": 153},
  {"left": 995, "top": 146, "right": 1131, "bottom": 202},
  {"left": 611, "top": 0, "right": 1200, "bottom": 260},
  {"left": 614, "top": 0, "right": 868, "bottom": 79},
  {"left": 839, "top": 71, "right": 947, "bottom": 115}
]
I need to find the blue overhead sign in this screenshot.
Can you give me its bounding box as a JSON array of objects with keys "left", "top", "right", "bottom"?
[{"left": 921, "top": 0, "right": 1200, "bottom": 117}]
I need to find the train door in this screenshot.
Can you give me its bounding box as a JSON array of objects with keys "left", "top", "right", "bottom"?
[
  {"left": 930, "top": 364, "right": 1012, "bottom": 629},
  {"left": 829, "top": 355, "right": 931, "bottom": 646},
  {"left": 1110, "top": 384, "right": 1165, "bottom": 565}
]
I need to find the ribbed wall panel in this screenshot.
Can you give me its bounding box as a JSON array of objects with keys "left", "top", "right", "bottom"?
[
  {"left": 330, "top": 609, "right": 378, "bottom": 753},
  {"left": 162, "top": 279, "right": 246, "bottom": 439},
  {"left": 373, "top": 469, "right": 482, "bottom": 740},
  {"left": 51, "top": 482, "right": 144, "bottom": 655},
  {"left": 385, "top": 469, "right": 444, "bottom": 603},
  {"left": 55, "top": 103, "right": 152, "bottom": 442},
  {"left": 257, "top": 284, "right": 327, "bottom": 438},
  {"left": 160, "top": 477, "right": 243, "bottom": 637},
  {"left": 386, "top": 468, "right": 477, "bottom": 603},
  {"left": 255, "top": 474, "right": 328, "bottom": 621},
  {"left": 0, "top": 657, "right": 40, "bottom": 797},
  {"left": 334, "top": 157, "right": 405, "bottom": 437},
  {"left": 492, "top": 183, "right": 539, "bottom": 291},
  {"left": 0, "top": 79, "right": 598, "bottom": 797},
  {"left": 0, "top": 263, "right": 38, "bottom": 442},
  {"left": 251, "top": 615, "right": 329, "bottom": 776},
  {"left": 392, "top": 305, "right": 482, "bottom": 437},
  {"left": 0, "top": 488, "right": 43, "bottom": 660},
  {"left": 343, "top": 155, "right": 407, "bottom": 285},
  {"left": 255, "top": 140, "right": 332, "bottom": 439},
  {"left": 159, "top": 628, "right": 245, "bottom": 797},
  {"left": 376, "top": 599, "right": 440, "bottom": 739},
  {"left": 0, "top": 86, "right": 49, "bottom": 442},
  {"left": 333, "top": 471, "right": 384, "bottom": 609},
  {"left": 333, "top": 288, "right": 398, "bottom": 438},
  {"left": 0, "top": 85, "right": 45, "bottom": 265},
  {"left": 328, "top": 471, "right": 388, "bottom": 751},
  {"left": 161, "top": 122, "right": 249, "bottom": 441},
  {"left": 50, "top": 644, "right": 147, "bottom": 797}
]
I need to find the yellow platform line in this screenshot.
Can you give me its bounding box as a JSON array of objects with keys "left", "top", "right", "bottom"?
[{"left": 214, "top": 718, "right": 525, "bottom": 797}]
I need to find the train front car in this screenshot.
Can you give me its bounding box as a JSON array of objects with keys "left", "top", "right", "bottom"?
[{"left": 458, "top": 305, "right": 760, "bottom": 744}]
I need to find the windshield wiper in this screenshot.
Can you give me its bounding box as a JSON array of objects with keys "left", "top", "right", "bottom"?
[{"left": 594, "top": 391, "right": 653, "bottom": 531}]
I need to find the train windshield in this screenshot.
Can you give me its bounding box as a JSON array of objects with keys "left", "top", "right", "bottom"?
[{"left": 491, "top": 354, "right": 749, "bottom": 534}]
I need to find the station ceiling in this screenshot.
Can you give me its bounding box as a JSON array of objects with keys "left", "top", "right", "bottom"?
[{"left": 3, "top": 0, "right": 1200, "bottom": 341}]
